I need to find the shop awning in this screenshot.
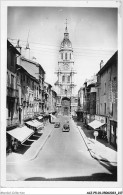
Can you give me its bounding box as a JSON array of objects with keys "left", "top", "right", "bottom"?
[
  {"left": 32, "top": 120, "right": 44, "bottom": 128},
  {"left": 25, "top": 120, "right": 43, "bottom": 129},
  {"left": 38, "top": 116, "right": 43, "bottom": 120},
  {"left": 7, "top": 126, "right": 34, "bottom": 143},
  {"left": 88, "top": 120, "right": 105, "bottom": 129}
]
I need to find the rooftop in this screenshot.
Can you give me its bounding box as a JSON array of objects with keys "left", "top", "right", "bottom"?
[
  {"left": 21, "top": 56, "right": 45, "bottom": 74},
  {"left": 97, "top": 51, "right": 118, "bottom": 75},
  {"left": 16, "top": 64, "right": 39, "bottom": 83}
]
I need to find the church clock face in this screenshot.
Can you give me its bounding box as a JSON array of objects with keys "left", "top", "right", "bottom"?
[{"left": 63, "top": 63, "right": 69, "bottom": 70}]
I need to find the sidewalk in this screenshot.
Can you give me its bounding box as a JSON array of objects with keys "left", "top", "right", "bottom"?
[
  {"left": 7, "top": 122, "right": 54, "bottom": 164},
  {"left": 72, "top": 119, "right": 117, "bottom": 165}
]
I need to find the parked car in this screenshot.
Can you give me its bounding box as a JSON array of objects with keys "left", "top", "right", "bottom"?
[
  {"left": 54, "top": 122, "right": 60, "bottom": 128},
  {"left": 62, "top": 121, "right": 70, "bottom": 132}
]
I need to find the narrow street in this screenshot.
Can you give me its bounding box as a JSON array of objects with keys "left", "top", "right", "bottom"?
[{"left": 7, "top": 116, "right": 116, "bottom": 181}]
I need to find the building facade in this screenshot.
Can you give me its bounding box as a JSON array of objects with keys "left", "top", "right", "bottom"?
[
  {"left": 77, "top": 75, "right": 97, "bottom": 124},
  {"left": 51, "top": 89, "right": 57, "bottom": 114},
  {"left": 16, "top": 64, "right": 40, "bottom": 123},
  {"left": 6, "top": 40, "right": 21, "bottom": 151},
  {"left": 96, "top": 51, "right": 118, "bottom": 148},
  {"left": 16, "top": 41, "right": 45, "bottom": 114},
  {"left": 77, "top": 87, "right": 84, "bottom": 121},
  {"left": 55, "top": 22, "right": 77, "bottom": 116},
  {"left": 6, "top": 40, "right": 21, "bottom": 129},
  {"left": 43, "top": 82, "right": 57, "bottom": 114},
  {"left": 6, "top": 40, "right": 58, "bottom": 152}
]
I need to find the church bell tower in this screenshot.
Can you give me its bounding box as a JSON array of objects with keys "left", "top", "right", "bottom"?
[{"left": 55, "top": 20, "right": 77, "bottom": 116}]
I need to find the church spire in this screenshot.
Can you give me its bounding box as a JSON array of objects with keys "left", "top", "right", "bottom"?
[
  {"left": 65, "top": 19, "right": 68, "bottom": 33},
  {"left": 64, "top": 19, "right": 69, "bottom": 39}
]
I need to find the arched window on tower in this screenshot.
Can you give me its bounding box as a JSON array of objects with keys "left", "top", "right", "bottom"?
[
  {"left": 61, "top": 53, "right": 63, "bottom": 59},
  {"left": 65, "top": 53, "right": 67, "bottom": 60},
  {"left": 68, "top": 76, "right": 70, "bottom": 83},
  {"left": 70, "top": 53, "right": 71, "bottom": 59},
  {"left": 62, "top": 75, "right": 65, "bottom": 83}
]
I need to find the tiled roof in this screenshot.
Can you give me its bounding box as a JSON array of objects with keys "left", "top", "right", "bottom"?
[{"left": 97, "top": 51, "right": 118, "bottom": 75}]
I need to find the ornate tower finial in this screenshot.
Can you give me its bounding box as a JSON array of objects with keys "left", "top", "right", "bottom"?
[{"left": 26, "top": 29, "right": 30, "bottom": 49}]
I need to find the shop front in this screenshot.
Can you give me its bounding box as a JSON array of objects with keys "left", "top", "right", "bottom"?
[
  {"left": 83, "top": 112, "right": 87, "bottom": 125},
  {"left": 7, "top": 126, "right": 34, "bottom": 152},
  {"left": 88, "top": 115, "right": 107, "bottom": 140},
  {"left": 76, "top": 110, "right": 83, "bottom": 121}
]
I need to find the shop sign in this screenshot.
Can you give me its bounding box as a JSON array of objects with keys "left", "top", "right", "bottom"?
[
  {"left": 94, "top": 131, "right": 98, "bottom": 140},
  {"left": 94, "top": 131, "right": 98, "bottom": 137}
]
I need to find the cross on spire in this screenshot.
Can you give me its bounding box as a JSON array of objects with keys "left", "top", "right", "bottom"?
[{"left": 65, "top": 19, "right": 68, "bottom": 33}]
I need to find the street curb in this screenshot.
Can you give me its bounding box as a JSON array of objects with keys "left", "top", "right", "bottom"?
[
  {"left": 7, "top": 125, "right": 54, "bottom": 164},
  {"left": 73, "top": 121, "right": 117, "bottom": 164},
  {"left": 76, "top": 124, "right": 94, "bottom": 159},
  {"left": 30, "top": 127, "right": 54, "bottom": 161}
]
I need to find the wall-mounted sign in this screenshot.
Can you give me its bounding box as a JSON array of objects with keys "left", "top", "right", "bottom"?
[{"left": 94, "top": 131, "right": 98, "bottom": 140}]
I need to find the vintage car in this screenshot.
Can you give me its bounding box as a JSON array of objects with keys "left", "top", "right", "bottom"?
[
  {"left": 62, "top": 121, "right": 70, "bottom": 132},
  {"left": 54, "top": 122, "right": 60, "bottom": 128}
]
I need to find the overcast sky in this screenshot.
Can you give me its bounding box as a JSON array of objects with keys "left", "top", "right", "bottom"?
[{"left": 8, "top": 7, "right": 118, "bottom": 94}]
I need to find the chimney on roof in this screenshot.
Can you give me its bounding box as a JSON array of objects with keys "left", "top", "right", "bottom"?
[
  {"left": 16, "top": 39, "right": 22, "bottom": 52},
  {"left": 25, "top": 42, "right": 30, "bottom": 60},
  {"left": 32, "top": 56, "right": 36, "bottom": 62},
  {"left": 16, "top": 39, "right": 22, "bottom": 65},
  {"left": 16, "top": 39, "right": 20, "bottom": 47},
  {"left": 100, "top": 60, "right": 104, "bottom": 70}
]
